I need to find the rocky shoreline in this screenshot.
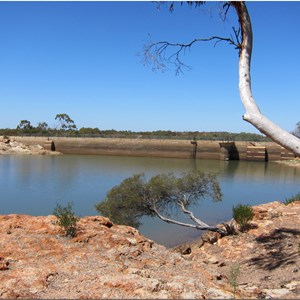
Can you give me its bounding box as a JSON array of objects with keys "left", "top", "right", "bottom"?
[
  {"left": 274, "top": 157, "right": 300, "bottom": 167},
  {"left": 0, "top": 137, "right": 61, "bottom": 155},
  {"left": 0, "top": 201, "right": 300, "bottom": 299}
]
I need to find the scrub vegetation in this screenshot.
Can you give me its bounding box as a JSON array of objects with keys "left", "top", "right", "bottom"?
[
  {"left": 232, "top": 204, "right": 254, "bottom": 231},
  {"left": 284, "top": 192, "right": 300, "bottom": 205},
  {"left": 52, "top": 202, "right": 79, "bottom": 237},
  {"left": 0, "top": 114, "right": 271, "bottom": 141}
]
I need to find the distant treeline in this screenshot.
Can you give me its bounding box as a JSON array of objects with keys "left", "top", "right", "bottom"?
[
  {"left": 0, "top": 114, "right": 271, "bottom": 142},
  {"left": 0, "top": 127, "right": 270, "bottom": 142}
]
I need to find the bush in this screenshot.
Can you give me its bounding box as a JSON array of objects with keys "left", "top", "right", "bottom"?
[
  {"left": 232, "top": 204, "right": 254, "bottom": 230},
  {"left": 52, "top": 202, "right": 79, "bottom": 237},
  {"left": 228, "top": 263, "right": 240, "bottom": 298},
  {"left": 284, "top": 192, "right": 300, "bottom": 205}
]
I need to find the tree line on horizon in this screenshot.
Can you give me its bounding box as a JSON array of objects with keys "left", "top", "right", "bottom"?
[{"left": 1, "top": 113, "right": 299, "bottom": 142}]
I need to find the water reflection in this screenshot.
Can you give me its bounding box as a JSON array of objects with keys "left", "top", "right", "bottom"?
[{"left": 0, "top": 155, "right": 299, "bottom": 247}]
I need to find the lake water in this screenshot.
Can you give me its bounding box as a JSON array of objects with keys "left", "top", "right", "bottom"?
[{"left": 1, "top": 154, "right": 299, "bottom": 247}]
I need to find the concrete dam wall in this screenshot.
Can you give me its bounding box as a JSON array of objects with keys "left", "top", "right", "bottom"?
[{"left": 11, "top": 136, "right": 297, "bottom": 161}]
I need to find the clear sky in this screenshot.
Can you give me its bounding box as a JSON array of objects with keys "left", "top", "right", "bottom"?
[{"left": 0, "top": 1, "right": 299, "bottom": 133}]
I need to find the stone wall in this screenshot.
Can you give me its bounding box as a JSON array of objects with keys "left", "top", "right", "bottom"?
[{"left": 9, "top": 136, "right": 296, "bottom": 161}]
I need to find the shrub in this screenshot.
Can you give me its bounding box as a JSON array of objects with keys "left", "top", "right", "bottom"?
[
  {"left": 228, "top": 263, "right": 240, "bottom": 298},
  {"left": 232, "top": 204, "right": 254, "bottom": 230},
  {"left": 284, "top": 192, "right": 300, "bottom": 205},
  {"left": 52, "top": 202, "right": 79, "bottom": 237}
]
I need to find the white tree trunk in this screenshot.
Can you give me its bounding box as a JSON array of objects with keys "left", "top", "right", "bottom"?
[
  {"left": 151, "top": 204, "right": 229, "bottom": 235},
  {"left": 232, "top": 2, "right": 300, "bottom": 157}
]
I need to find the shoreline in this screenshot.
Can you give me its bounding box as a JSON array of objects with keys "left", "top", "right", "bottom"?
[
  {"left": 1, "top": 201, "right": 300, "bottom": 298},
  {"left": 273, "top": 157, "right": 300, "bottom": 167},
  {"left": 0, "top": 138, "right": 62, "bottom": 156}
]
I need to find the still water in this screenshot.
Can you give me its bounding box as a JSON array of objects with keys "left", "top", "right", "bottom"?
[{"left": 1, "top": 155, "right": 299, "bottom": 247}]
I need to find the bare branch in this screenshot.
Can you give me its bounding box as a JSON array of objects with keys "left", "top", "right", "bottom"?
[
  {"left": 177, "top": 198, "right": 210, "bottom": 227},
  {"left": 151, "top": 202, "right": 227, "bottom": 235},
  {"left": 222, "top": 2, "right": 231, "bottom": 21},
  {"left": 151, "top": 204, "right": 200, "bottom": 229},
  {"left": 144, "top": 34, "right": 241, "bottom": 75}
]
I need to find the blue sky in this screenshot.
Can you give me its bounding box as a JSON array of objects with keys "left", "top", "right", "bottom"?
[{"left": 0, "top": 1, "right": 299, "bottom": 133}]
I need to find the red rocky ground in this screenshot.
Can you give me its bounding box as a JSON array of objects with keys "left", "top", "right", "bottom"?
[{"left": 0, "top": 201, "right": 299, "bottom": 299}]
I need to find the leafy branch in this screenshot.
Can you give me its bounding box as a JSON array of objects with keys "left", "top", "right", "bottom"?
[{"left": 96, "top": 170, "right": 234, "bottom": 236}]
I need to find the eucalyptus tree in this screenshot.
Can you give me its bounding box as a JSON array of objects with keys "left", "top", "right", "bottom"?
[
  {"left": 37, "top": 122, "right": 49, "bottom": 131},
  {"left": 293, "top": 122, "right": 300, "bottom": 138},
  {"left": 16, "top": 120, "right": 33, "bottom": 130},
  {"left": 96, "top": 170, "right": 234, "bottom": 236},
  {"left": 144, "top": 1, "right": 300, "bottom": 156},
  {"left": 55, "top": 113, "right": 77, "bottom": 131}
]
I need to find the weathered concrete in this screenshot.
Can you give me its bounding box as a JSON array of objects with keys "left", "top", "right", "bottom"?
[{"left": 7, "top": 136, "right": 297, "bottom": 161}]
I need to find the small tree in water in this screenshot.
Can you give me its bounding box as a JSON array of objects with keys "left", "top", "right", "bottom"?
[{"left": 96, "top": 170, "right": 233, "bottom": 236}]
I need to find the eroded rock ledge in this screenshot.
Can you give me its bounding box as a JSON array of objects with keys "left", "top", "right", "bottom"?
[
  {"left": 0, "top": 138, "right": 61, "bottom": 155},
  {"left": 0, "top": 201, "right": 300, "bottom": 299}
]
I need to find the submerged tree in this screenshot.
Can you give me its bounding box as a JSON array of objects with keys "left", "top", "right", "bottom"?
[
  {"left": 144, "top": 1, "right": 300, "bottom": 156},
  {"left": 96, "top": 170, "right": 233, "bottom": 236}
]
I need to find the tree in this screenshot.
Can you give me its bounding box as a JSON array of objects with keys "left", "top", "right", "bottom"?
[
  {"left": 96, "top": 170, "right": 233, "bottom": 236},
  {"left": 55, "top": 113, "right": 77, "bottom": 131},
  {"left": 37, "top": 122, "right": 49, "bottom": 131},
  {"left": 79, "top": 127, "right": 101, "bottom": 136},
  {"left": 144, "top": 1, "right": 300, "bottom": 156},
  {"left": 292, "top": 122, "right": 300, "bottom": 138},
  {"left": 16, "top": 120, "right": 32, "bottom": 130}
]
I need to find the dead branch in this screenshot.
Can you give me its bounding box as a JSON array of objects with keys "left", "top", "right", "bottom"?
[
  {"left": 177, "top": 198, "right": 209, "bottom": 227},
  {"left": 151, "top": 202, "right": 229, "bottom": 236},
  {"left": 144, "top": 34, "right": 241, "bottom": 75}
]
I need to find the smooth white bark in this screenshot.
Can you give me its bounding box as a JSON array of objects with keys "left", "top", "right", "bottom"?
[
  {"left": 232, "top": 2, "right": 300, "bottom": 157},
  {"left": 152, "top": 203, "right": 228, "bottom": 235}
]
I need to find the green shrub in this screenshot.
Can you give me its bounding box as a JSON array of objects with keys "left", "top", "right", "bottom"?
[
  {"left": 228, "top": 263, "right": 240, "bottom": 298},
  {"left": 232, "top": 204, "right": 254, "bottom": 230},
  {"left": 284, "top": 192, "right": 300, "bottom": 205},
  {"left": 52, "top": 202, "right": 79, "bottom": 237}
]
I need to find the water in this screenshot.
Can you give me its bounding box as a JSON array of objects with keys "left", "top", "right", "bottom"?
[{"left": 1, "top": 154, "right": 299, "bottom": 247}]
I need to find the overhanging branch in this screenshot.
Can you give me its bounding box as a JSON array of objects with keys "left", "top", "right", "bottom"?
[
  {"left": 144, "top": 33, "right": 241, "bottom": 75},
  {"left": 151, "top": 204, "right": 200, "bottom": 229},
  {"left": 177, "top": 199, "right": 209, "bottom": 227},
  {"left": 151, "top": 203, "right": 227, "bottom": 235}
]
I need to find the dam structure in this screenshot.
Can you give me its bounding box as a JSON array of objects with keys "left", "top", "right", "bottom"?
[{"left": 10, "top": 136, "right": 297, "bottom": 162}]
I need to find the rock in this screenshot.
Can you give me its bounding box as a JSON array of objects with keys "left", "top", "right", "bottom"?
[
  {"left": 198, "top": 238, "right": 205, "bottom": 248},
  {"left": 204, "top": 256, "right": 219, "bottom": 265},
  {"left": 0, "top": 214, "right": 230, "bottom": 299},
  {"left": 262, "top": 288, "right": 291, "bottom": 298},
  {"left": 0, "top": 139, "right": 62, "bottom": 155},
  {"left": 174, "top": 244, "right": 192, "bottom": 255},
  {"left": 202, "top": 231, "right": 221, "bottom": 244},
  {"left": 2, "top": 136, "right": 10, "bottom": 144},
  {"left": 1, "top": 201, "right": 300, "bottom": 299},
  {"left": 215, "top": 274, "right": 225, "bottom": 280},
  {"left": 0, "top": 257, "right": 10, "bottom": 271}
]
